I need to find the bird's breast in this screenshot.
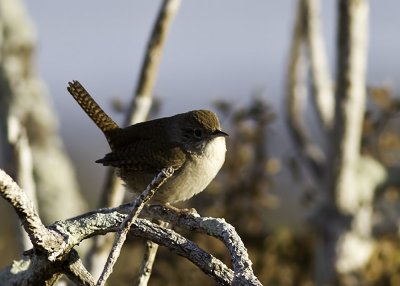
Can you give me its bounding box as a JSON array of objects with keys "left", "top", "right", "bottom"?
[
  {"left": 121, "top": 137, "right": 226, "bottom": 204},
  {"left": 159, "top": 136, "right": 226, "bottom": 202}
]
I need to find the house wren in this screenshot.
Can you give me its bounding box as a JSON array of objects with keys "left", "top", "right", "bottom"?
[{"left": 67, "top": 80, "right": 227, "bottom": 203}]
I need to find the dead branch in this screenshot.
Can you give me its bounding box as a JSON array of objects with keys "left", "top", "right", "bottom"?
[
  {"left": 0, "top": 169, "right": 261, "bottom": 285},
  {"left": 62, "top": 250, "right": 95, "bottom": 286},
  {"left": 0, "top": 169, "right": 65, "bottom": 260},
  {"left": 142, "top": 205, "right": 261, "bottom": 285},
  {"left": 134, "top": 222, "right": 168, "bottom": 286}
]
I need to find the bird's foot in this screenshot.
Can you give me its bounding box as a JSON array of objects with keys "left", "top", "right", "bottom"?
[{"left": 164, "top": 203, "right": 199, "bottom": 216}]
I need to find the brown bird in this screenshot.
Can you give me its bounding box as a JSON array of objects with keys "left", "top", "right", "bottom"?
[{"left": 67, "top": 80, "right": 227, "bottom": 203}]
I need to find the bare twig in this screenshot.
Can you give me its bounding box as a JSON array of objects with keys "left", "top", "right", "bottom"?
[
  {"left": 96, "top": 168, "right": 174, "bottom": 286},
  {"left": 135, "top": 241, "right": 160, "bottom": 286},
  {"left": 303, "top": 0, "right": 334, "bottom": 129},
  {"left": 286, "top": 0, "right": 326, "bottom": 178},
  {"left": 126, "top": 0, "right": 181, "bottom": 125},
  {"left": 135, "top": 221, "right": 169, "bottom": 286},
  {"left": 63, "top": 250, "right": 95, "bottom": 286}
]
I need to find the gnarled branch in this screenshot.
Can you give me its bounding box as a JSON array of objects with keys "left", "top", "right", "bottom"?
[{"left": 0, "top": 169, "right": 261, "bottom": 285}]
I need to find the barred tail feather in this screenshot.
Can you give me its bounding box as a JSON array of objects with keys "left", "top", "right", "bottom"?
[{"left": 67, "top": 80, "right": 119, "bottom": 133}]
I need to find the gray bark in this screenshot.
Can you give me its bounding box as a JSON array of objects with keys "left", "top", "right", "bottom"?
[{"left": 0, "top": 168, "right": 261, "bottom": 286}]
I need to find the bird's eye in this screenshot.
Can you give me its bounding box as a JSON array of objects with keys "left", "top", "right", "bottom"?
[{"left": 193, "top": 129, "right": 203, "bottom": 138}]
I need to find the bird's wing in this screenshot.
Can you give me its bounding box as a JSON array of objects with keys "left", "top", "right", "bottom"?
[{"left": 96, "top": 139, "right": 186, "bottom": 172}]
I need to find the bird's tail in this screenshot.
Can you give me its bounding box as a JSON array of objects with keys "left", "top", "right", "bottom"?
[{"left": 67, "top": 80, "right": 119, "bottom": 134}]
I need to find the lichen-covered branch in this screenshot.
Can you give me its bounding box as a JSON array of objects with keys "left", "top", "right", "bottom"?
[
  {"left": 142, "top": 205, "right": 262, "bottom": 285},
  {"left": 0, "top": 169, "right": 65, "bottom": 259},
  {"left": 0, "top": 168, "right": 260, "bottom": 285}
]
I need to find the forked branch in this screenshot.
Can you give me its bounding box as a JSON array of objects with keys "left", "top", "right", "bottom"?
[{"left": 0, "top": 169, "right": 261, "bottom": 285}]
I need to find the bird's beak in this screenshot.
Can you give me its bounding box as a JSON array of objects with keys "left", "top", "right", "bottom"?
[{"left": 213, "top": 130, "right": 229, "bottom": 137}]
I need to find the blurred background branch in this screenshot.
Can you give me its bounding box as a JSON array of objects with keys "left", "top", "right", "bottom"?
[
  {"left": 286, "top": 0, "right": 326, "bottom": 181},
  {"left": 303, "top": 0, "right": 334, "bottom": 130}
]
